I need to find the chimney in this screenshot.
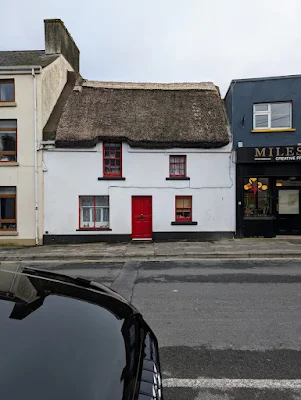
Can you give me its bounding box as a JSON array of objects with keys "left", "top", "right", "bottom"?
[{"left": 44, "top": 19, "right": 80, "bottom": 73}]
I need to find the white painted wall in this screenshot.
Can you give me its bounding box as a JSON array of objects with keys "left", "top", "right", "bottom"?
[{"left": 44, "top": 142, "right": 235, "bottom": 237}]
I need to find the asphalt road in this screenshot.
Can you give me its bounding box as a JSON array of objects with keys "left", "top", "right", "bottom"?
[{"left": 10, "top": 258, "right": 301, "bottom": 400}]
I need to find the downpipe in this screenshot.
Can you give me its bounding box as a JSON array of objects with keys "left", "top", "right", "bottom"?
[{"left": 32, "top": 68, "right": 39, "bottom": 246}]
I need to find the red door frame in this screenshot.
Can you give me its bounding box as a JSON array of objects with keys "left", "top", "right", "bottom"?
[{"left": 131, "top": 196, "right": 152, "bottom": 239}]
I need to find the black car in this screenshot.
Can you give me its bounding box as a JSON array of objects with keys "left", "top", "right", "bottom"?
[{"left": 0, "top": 265, "right": 163, "bottom": 400}]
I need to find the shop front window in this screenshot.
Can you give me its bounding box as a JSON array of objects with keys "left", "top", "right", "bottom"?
[{"left": 244, "top": 177, "right": 271, "bottom": 217}]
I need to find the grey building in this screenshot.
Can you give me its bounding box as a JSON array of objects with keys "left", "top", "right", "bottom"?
[{"left": 225, "top": 75, "right": 301, "bottom": 238}]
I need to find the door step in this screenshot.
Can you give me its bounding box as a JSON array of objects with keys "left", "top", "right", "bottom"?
[{"left": 131, "top": 238, "right": 153, "bottom": 242}]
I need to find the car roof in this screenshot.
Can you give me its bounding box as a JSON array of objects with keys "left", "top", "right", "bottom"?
[
  {"left": 0, "top": 265, "right": 143, "bottom": 400},
  {"left": 0, "top": 265, "right": 137, "bottom": 319}
]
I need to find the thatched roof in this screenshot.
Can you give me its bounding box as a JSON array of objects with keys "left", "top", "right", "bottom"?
[{"left": 53, "top": 81, "right": 230, "bottom": 149}]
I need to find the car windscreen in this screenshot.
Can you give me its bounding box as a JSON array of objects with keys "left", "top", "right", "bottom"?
[{"left": 0, "top": 294, "right": 127, "bottom": 400}]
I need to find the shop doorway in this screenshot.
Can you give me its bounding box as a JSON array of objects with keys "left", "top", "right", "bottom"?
[{"left": 276, "top": 178, "right": 301, "bottom": 235}]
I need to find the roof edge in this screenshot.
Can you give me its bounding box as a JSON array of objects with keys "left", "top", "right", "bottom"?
[
  {"left": 0, "top": 66, "right": 42, "bottom": 74},
  {"left": 224, "top": 73, "right": 301, "bottom": 99},
  {"left": 82, "top": 81, "right": 217, "bottom": 91},
  {"left": 55, "top": 137, "right": 230, "bottom": 150}
]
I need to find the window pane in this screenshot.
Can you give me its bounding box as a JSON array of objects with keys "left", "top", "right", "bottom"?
[
  {"left": 279, "top": 190, "right": 299, "bottom": 214},
  {"left": 176, "top": 198, "right": 183, "bottom": 207},
  {"left": 271, "top": 103, "right": 291, "bottom": 128},
  {"left": 82, "top": 208, "right": 91, "bottom": 222},
  {"left": 0, "top": 120, "right": 17, "bottom": 128},
  {"left": 0, "top": 222, "right": 16, "bottom": 230},
  {"left": 244, "top": 177, "right": 270, "bottom": 216},
  {"left": 81, "top": 197, "right": 93, "bottom": 207},
  {"left": 0, "top": 187, "right": 15, "bottom": 195},
  {"left": 183, "top": 198, "right": 191, "bottom": 207},
  {"left": 103, "top": 208, "right": 109, "bottom": 222},
  {"left": 95, "top": 208, "right": 109, "bottom": 227},
  {"left": 95, "top": 196, "right": 108, "bottom": 207},
  {"left": 0, "top": 83, "right": 14, "bottom": 101},
  {"left": 0, "top": 131, "right": 16, "bottom": 151},
  {"left": 104, "top": 143, "right": 115, "bottom": 150},
  {"left": 255, "top": 114, "right": 269, "bottom": 128},
  {"left": 0, "top": 198, "right": 15, "bottom": 219},
  {"left": 254, "top": 104, "right": 268, "bottom": 112},
  {"left": 174, "top": 165, "right": 181, "bottom": 175},
  {"left": 104, "top": 143, "right": 121, "bottom": 176},
  {"left": 170, "top": 156, "right": 185, "bottom": 176},
  {"left": 95, "top": 208, "right": 101, "bottom": 222},
  {"left": 183, "top": 210, "right": 191, "bottom": 218}
]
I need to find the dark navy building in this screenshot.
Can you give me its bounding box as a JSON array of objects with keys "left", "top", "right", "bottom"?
[{"left": 225, "top": 75, "right": 301, "bottom": 238}]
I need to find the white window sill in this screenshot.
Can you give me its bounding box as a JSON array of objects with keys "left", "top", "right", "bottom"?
[
  {"left": 0, "top": 102, "right": 17, "bottom": 107},
  {"left": 0, "top": 162, "right": 19, "bottom": 167},
  {"left": 0, "top": 231, "right": 18, "bottom": 236}
]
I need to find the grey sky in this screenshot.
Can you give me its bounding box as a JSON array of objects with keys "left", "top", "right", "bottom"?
[{"left": 2, "top": 0, "right": 301, "bottom": 95}]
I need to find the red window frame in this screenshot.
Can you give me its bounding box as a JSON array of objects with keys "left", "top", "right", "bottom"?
[
  {"left": 103, "top": 142, "right": 122, "bottom": 177},
  {"left": 175, "top": 196, "right": 192, "bottom": 222},
  {"left": 169, "top": 155, "right": 186, "bottom": 177},
  {"left": 78, "top": 196, "right": 109, "bottom": 230}
]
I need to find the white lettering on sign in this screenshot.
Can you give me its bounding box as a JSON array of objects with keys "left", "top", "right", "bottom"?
[{"left": 275, "top": 156, "right": 301, "bottom": 161}]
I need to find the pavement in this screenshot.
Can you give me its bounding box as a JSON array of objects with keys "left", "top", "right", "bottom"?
[
  {"left": 3, "top": 257, "right": 301, "bottom": 399},
  {"left": 1, "top": 237, "right": 301, "bottom": 261}
]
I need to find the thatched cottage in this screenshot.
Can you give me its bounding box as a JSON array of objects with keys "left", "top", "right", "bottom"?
[{"left": 42, "top": 79, "right": 235, "bottom": 243}]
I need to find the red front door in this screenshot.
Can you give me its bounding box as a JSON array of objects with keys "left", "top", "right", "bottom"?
[{"left": 132, "top": 196, "right": 152, "bottom": 239}]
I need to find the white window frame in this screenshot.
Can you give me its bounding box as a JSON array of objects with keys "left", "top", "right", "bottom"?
[
  {"left": 79, "top": 196, "right": 109, "bottom": 229},
  {"left": 253, "top": 102, "right": 292, "bottom": 130}
]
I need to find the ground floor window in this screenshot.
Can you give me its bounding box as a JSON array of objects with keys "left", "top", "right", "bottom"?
[
  {"left": 244, "top": 177, "right": 271, "bottom": 216},
  {"left": 175, "top": 196, "right": 192, "bottom": 221},
  {"left": 0, "top": 187, "right": 16, "bottom": 230},
  {"left": 79, "top": 196, "right": 109, "bottom": 229}
]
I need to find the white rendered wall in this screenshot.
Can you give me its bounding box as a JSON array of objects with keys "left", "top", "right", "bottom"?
[
  {"left": 41, "top": 56, "right": 73, "bottom": 128},
  {"left": 37, "top": 55, "right": 74, "bottom": 242},
  {"left": 0, "top": 74, "right": 36, "bottom": 243},
  {"left": 0, "top": 56, "right": 73, "bottom": 244},
  {"left": 44, "top": 142, "right": 235, "bottom": 236}
]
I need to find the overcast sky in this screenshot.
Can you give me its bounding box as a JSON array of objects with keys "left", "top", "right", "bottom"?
[{"left": 1, "top": 0, "right": 301, "bottom": 95}]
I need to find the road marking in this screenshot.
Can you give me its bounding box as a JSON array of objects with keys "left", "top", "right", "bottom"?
[{"left": 164, "top": 378, "right": 301, "bottom": 389}]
